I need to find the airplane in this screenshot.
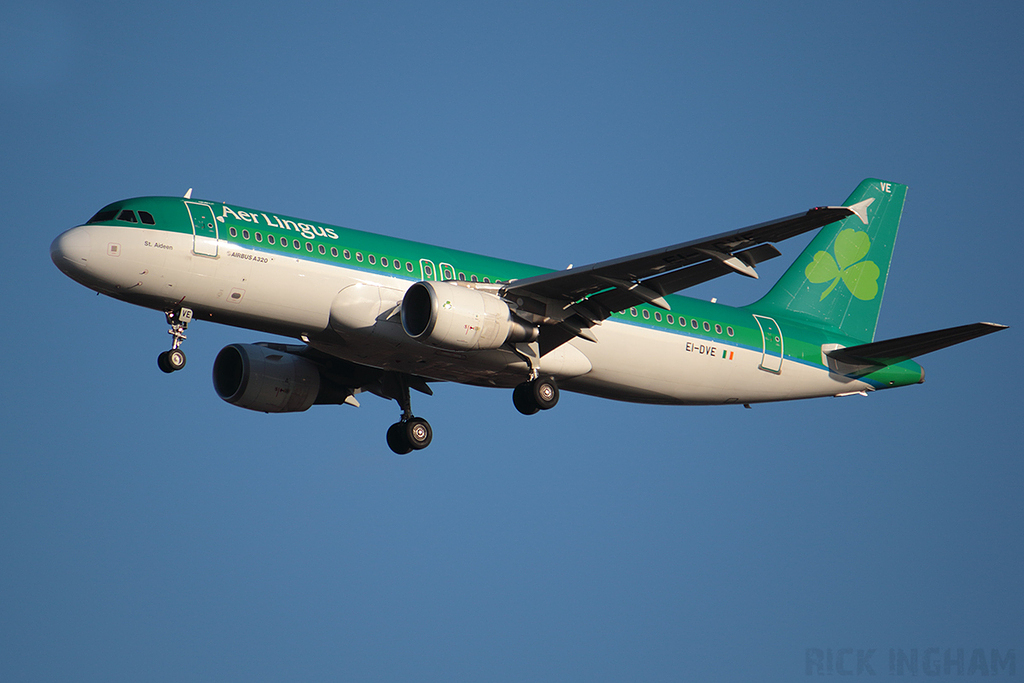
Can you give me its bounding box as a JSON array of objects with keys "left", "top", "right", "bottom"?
[{"left": 50, "top": 179, "right": 1006, "bottom": 454}]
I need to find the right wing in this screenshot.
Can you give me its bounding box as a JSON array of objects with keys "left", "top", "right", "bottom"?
[{"left": 501, "top": 199, "right": 872, "bottom": 353}]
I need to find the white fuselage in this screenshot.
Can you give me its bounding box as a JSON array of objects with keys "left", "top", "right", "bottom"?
[{"left": 52, "top": 222, "right": 872, "bottom": 405}]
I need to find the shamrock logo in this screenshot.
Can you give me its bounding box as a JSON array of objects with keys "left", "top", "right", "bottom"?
[{"left": 805, "top": 228, "right": 880, "bottom": 301}]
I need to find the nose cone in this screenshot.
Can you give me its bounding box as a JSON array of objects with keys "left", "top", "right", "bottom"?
[{"left": 51, "top": 226, "right": 92, "bottom": 277}]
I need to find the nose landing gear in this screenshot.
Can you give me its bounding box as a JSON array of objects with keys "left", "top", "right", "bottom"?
[{"left": 158, "top": 306, "right": 192, "bottom": 373}]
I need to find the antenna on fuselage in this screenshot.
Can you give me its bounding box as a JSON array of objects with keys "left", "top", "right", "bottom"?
[{"left": 184, "top": 188, "right": 193, "bottom": 199}]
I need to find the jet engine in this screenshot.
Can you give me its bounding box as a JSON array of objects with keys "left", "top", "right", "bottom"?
[
  {"left": 213, "top": 343, "right": 321, "bottom": 413},
  {"left": 402, "top": 281, "right": 538, "bottom": 350}
]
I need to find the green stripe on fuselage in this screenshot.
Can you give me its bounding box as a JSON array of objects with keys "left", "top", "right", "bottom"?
[{"left": 90, "top": 196, "right": 922, "bottom": 385}]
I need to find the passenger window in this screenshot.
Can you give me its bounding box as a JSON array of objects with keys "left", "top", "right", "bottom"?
[
  {"left": 306, "top": 242, "right": 313, "bottom": 252},
  {"left": 255, "top": 232, "right": 262, "bottom": 242},
  {"left": 727, "top": 326, "right": 734, "bottom": 337},
  {"left": 242, "top": 229, "right": 250, "bottom": 240},
  {"left": 368, "top": 254, "right": 376, "bottom": 264},
  {"left": 229, "top": 227, "right": 238, "bottom": 237},
  {"left": 715, "top": 324, "right": 722, "bottom": 334},
  {"left": 139, "top": 211, "right": 155, "bottom": 225},
  {"left": 381, "top": 257, "right": 389, "bottom": 267},
  {"left": 458, "top": 273, "right": 466, "bottom": 281},
  {"left": 118, "top": 210, "right": 138, "bottom": 223},
  {"left": 654, "top": 312, "right": 662, "bottom": 322},
  {"left": 331, "top": 247, "right": 338, "bottom": 257},
  {"left": 406, "top": 262, "right": 414, "bottom": 272},
  {"left": 703, "top": 321, "right": 711, "bottom": 332},
  {"left": 343, "top": 249, "right": 351, "bottom": 259},
  {"left": 483, "top": 277, "right": 490, "bottom": 283},
  {"left": 268, "top": 235, "right": 275, "bottom": 245},
  {"left": 356, "top": 252, "right": 363, "bottom": 262},
  {"left": 667, "top": 314, "right": 674, "bottom": 324},
  {"left": 630, "top": 307, "right": 637, "bottom": 317},
  {"left": 293, "top": 239, "right": 300, "bottom": 249},
  {"left": 470, "top": 274, "right": 477, "bottom": 282},
  {"left": 319, "top": 244, "right": 326, "bottom": 255},
  {"left": 691, "top": 319, "right": 698, "bottom": 329},
  {"left": 642, "top": 309, "right": 650, "bottom": 319}
]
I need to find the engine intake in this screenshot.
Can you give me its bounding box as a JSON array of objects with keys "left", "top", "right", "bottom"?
[
  {"left": 213, "top": 343, "right": 321, "bottom": 413},
  {"left": 402, "top": 280, "right": 538, "bottom": 350}
]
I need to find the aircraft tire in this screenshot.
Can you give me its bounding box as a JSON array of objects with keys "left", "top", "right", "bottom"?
[
  {"left": 387, "top": 422, "right": 413, "bottom": 455},
  {"left": 512, "top": 383, "right": 540, "bottom": 415},
  {"left": 157, "top": 351, "right": 174, "bottom": 374},
  {"left": 167, "top": 348, "right": 187, "bottom": 371},
  {"left": 532, "top": 376, "right": 559, "bottom": 410},
  {"left": 405, "top": 417, "right": 432, "bottom": 450}
]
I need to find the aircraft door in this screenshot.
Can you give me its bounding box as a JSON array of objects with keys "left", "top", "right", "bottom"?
[
  {"left": 419, "top": 258, "right": 436, "bottom": 281},
  {"left": 439, "top": 262, "right": 456, "bottom": 281},
  {"left": 185, "top": 201, "right": 219, "bottom": 257},
  {"left": 752, "top": 314, "right": 784, "bottom": 373}
]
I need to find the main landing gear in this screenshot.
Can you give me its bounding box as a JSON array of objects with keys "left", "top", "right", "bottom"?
[
  {"left": 157, "top": 306, "right": 192, "bottom": 374},
  {"left": 512, "top": 375, "right": 559, "bottom": 415},
  {"left": 386, "top": 418, "right": 432, "bottom": 455},
  {"left": 383, "top": 374, "right": 433, "bottom": 455}
]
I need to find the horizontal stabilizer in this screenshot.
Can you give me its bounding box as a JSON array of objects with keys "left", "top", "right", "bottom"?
[{"left": 827, "top": 322, "right": 1007, "bottom": 365}]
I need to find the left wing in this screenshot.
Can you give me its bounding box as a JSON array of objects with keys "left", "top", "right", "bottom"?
[{"left": 501, "top": 201, "right": 869, "bottom": 353}]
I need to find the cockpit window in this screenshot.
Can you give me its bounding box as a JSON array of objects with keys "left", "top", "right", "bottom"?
[
  {"left": 88, "top": 210, "right": 117, "bottom": 224},
  {"left": 87, "top": 207, "right": 155, "bottom": 225}
]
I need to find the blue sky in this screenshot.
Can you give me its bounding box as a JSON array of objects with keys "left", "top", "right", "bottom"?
[{"left": 2, "top": 2, "right": 1021, "bottom": 681}]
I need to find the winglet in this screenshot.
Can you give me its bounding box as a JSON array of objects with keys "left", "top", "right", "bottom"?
[
  {"left": 845, "top": 197, "right": 874, "bottom": 225},
  {"left": 184, "top": 188, "right": 193, "bottom": 199}
]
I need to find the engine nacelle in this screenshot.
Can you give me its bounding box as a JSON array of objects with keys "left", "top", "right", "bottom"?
[
  {"left": 213, "top": 343, "right": 321, "bottom": 413},
  {"left": 402, "top": 280, "right": 538, "bottom": 350}
]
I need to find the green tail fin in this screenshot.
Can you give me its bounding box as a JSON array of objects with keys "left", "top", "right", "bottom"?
[{"left": 751, "top": 178, "right": 907, "bottom": 342}]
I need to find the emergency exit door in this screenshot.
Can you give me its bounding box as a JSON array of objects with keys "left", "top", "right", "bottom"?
[
  {"left": 752, "top": 314, "right": 783, "bottom": 373},
  {"left": 185, "top": 201, "right": 218, "bottom": 257}
]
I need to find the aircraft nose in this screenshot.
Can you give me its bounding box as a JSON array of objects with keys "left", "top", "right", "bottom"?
[{"left": 50, "top": 226, "right": 92, "bottom": 274}]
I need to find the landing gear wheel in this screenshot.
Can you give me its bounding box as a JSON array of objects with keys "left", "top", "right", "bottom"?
[
  {"left": 405, "top": 417, "right": 432, "bottom": 450},
  {"left": 386, "top": 418, "right": 432, "bottom": 454},
  {"left": 158, "top": 348, "right": 186, "bottom": 373},
  {"left": 167, "top": 348, "right": 186, "bottom": 371},
  {"left": 157, "top": 351, "right": 174, "bottom": 374},
  {"left": 513, "top": 377, "right": 559, "bottom": 415},
  {"left": 531, "top": 376, "right": 559, "bottom": 410},
  {"left": 512, "top": 383, "right": 540, "bottom": 415},
  {"left": 387, "top": 422, "right": 413, "bottom": 455}
]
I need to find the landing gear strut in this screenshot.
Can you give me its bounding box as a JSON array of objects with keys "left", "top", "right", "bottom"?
[
  {"left": 383, "top": 373, "right": 433, "bottom": 454},
  {"left": 158, "top": 306, "right": 192, "bottom": 373},
  {"left": 512, "top": 376, "right": 559, "bottom": 415}
]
